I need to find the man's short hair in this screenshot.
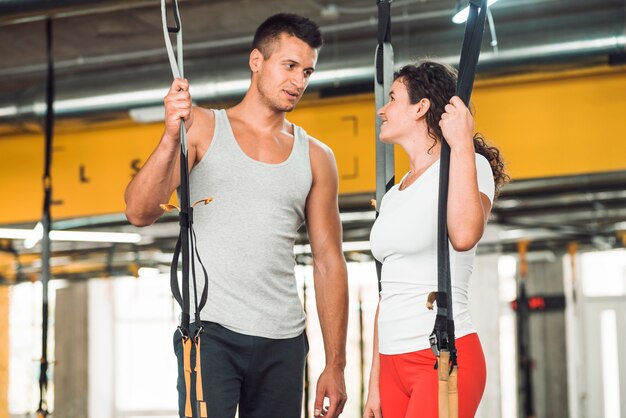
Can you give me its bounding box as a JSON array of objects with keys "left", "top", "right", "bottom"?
[{"left": 252, "top": 13, "right": 323, "bottom": 58}]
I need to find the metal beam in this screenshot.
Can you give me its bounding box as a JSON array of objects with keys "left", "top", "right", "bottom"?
[{"left": 1, "top": 35, "right": 625, "bottom": 123}]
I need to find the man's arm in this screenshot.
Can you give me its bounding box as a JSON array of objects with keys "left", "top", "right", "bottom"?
[
  {"left": 306, "top": 138, "right": 348, "bottom": 418},
  {"left": 125, "top": 78, "right": 213, "bottom": 226}
]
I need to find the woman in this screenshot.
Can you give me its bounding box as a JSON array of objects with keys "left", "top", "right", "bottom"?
[{"left": 364, "top": 61, "right": 508, "bottom": 418}]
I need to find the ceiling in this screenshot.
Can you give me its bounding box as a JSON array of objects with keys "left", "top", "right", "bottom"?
[
  {"left": 1, "top": 0, "right": 625, "bottom": 121},
  {"left": 0, "top": 0, "right": 625, "bottom": 282}
]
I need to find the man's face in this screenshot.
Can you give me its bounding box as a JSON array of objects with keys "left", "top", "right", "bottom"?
[{"left": 252, "top": 33, "right": 318, "bottom": 112}]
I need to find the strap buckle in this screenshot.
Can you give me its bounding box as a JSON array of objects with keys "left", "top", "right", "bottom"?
[
  {"left": 177, "top": 325, "right": 189, "bottom": 340},
  {"left": 194, "top": 324, "right": 204, "bottom": 341},
  {"left": 429, "top": 330, "right": 448, "bottom": 358},
  {"left": 429, "top": 332, "right": 440, "bottom": 357}
]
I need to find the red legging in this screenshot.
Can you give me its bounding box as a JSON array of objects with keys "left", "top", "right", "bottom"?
[{"left": 379, "top": 333, "right": 486, "bottom": 418}]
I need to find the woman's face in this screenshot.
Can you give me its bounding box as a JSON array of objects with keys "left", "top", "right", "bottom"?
[{"left": 376, "top": 78, "right": 422, "bottom": 144}]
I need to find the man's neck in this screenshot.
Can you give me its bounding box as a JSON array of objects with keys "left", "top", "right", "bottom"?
[{"left": 229, "top": 91, "right": 288, "bottom": 133}]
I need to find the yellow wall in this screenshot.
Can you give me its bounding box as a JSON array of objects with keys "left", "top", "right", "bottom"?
[
  {"left": 1, "top": 66, "right": 626, "bottom": 224},
  {"left": 471, "top": 67, "right": 626, "bottom": 178}
]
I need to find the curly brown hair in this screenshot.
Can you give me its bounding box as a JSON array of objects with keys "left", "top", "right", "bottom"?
[{"left": 395, "top": 60, "right": 510, "bottom": 197}]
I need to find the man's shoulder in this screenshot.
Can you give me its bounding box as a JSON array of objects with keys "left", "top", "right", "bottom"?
[
  {"left": 304, "top": 134, "right": 333, "bottom": 158},
  {"left": 285, "top": 121, "right": 333, "bottom": 162},
  {"left": 304, "top": 134, "right": 337, "bottom": 183},
  {"left": 186, "top": 107, "right": 218, "bottom": 161},
  {"left": 189, "top": 106, "right": 216, "bottom": 139},
  {"left": 193, "top": 106, "right": 216, "bottom": 123}
]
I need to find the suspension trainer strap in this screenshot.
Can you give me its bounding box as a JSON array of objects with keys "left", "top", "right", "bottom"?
[
  {"left": 429, "top": 1, "right": 488, "bottom": 417},
  {"left": 162, "top": 0, "right": 190, "bottom": 333},
  {"left": 161, "top": 1, "right": 209, "bottom": 416},
  {"left": 374, "top": 0, "right": 395, "bottom": 292},
  {"left": 517, "top": 240, "right": 536, "bottom": 418},
  {"left": 36, "top": 17, "right": 55, "bottom": 418}
]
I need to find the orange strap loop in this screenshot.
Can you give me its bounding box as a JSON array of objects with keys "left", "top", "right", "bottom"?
[
  {"left": 182, "top": 337, "right": 193, "bottom": 417},
  {"left": 195, "top": 336, "right": 208, "bottom": 417}
]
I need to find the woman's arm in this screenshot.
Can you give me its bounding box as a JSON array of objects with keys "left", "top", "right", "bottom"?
[{"left": 440, "top": 96, "right": 492, "bottom": 251}]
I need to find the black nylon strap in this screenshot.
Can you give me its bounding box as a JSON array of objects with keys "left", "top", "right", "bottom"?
[
  {"left": 166, "top": 0, "right": 181, "bottom": 33},
  {"left": 179, "top": 166, "right": 191, "bottom": 335},
  {"left": 170, "top": 225, "right": 209, "bottom": 332},
  {"left": 431, "top": 0, "right": 487, "bottom": 364},
  {"left": 189, "top": 211, "right": 201, "bottom": 324},
  {"left": 376, "top": 0, "right": 391, "bottom": 84},
  {"left": 170, "top": 234, "right": 183, "bottom": 306},
  {"left": 456, "top": 1, "right": 488, "bottom": 104},
  {"left": 375, "top": 260, "right": 383, "bottom": 293},
  {"left": 37, "top": 17, "right": 55, "bottom": 418},
  {"left": 162, "top": 0, "right": 209, "bottom": 339},
  {"left": 374, "top": 0, "right": 395, "bottom": 293},
  {"left": 191, "top": 227, "right": 209, "bottom": 320}
]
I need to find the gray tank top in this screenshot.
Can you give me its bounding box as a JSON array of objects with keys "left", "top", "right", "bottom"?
[{"left": 188, "top": 109, "right": 312, "bottom": 339}]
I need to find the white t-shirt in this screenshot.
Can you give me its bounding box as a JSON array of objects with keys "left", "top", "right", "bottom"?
[{"left": 370, "top": 153, "right": 495, "bottom": 355}]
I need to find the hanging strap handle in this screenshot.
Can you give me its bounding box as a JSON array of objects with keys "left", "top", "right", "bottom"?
[
  {"left": 161, "top": 0, "right": 190, "bottom": 335},
  {"left": 374, "top": 0, "right": 395, "bottom": 292},
  {"left": 429, "top": 4, "right": 488, "bottom": 417},
  {"left": 37, "top": 16, "right": 55, "bottom": 418},
  {"left": 161, "top": 2, "right": 211, "bottom": 417},
  {"left": 170, "top": 224, "right": 210, "bottom": 326},
  {"left": 430, "top": 0, "right": 488, "bottom": 376},
  {"left": 374, "top": 0, "right": 395, "bottom": 210},
  {"left": 160, "top": 0, "right": 211, "bottom": 335},
  {"left": 161, "top": 0, "right": 183, "bottom": 79}
]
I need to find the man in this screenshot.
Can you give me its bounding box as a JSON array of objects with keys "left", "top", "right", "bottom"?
[{"left": 125, "top": 13, "right": 348, "bottom": 418}]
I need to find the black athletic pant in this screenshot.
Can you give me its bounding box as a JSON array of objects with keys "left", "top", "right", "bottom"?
[{"left": 174, "top": 321, "right": 308, "bottom": 418}]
